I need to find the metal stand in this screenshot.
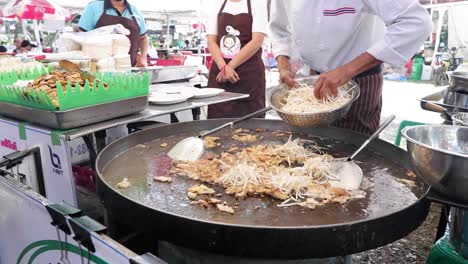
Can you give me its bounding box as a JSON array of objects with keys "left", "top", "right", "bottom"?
[
  {"left": 426, "top": 188, "right": 468, "bottom": 242},
  {"left": 436, "top": 205, "right": 451, "bottom": 242},
  {"left": 344, "top": 255, "right": 352, "bottom": 264},
  {"left": 158, "top": 241, "right": 353, "bottom": 264}
]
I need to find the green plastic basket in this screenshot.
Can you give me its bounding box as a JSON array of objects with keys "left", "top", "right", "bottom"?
[
  {"left": 0, "top": 65, "right": 50, "bottom": 85},
  {"left": 0, "top": 70, "right": 150, "bottom": 111}
]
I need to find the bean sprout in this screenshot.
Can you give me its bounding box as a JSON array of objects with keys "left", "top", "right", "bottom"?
[{"left": 282, "top": 83, "right": 352, "bottom": 114}]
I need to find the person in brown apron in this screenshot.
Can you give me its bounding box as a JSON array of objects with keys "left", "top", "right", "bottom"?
[
  {"left": 207, "top": 0, "right": 267, "bottom": 119},
  {"left": 79, "top": 0, "right": 148, "bottom": 67}
]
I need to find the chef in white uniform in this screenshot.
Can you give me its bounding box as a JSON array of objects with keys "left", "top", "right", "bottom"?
[{"left": 269, "top": 0, "right": 432, "bottom": 134}]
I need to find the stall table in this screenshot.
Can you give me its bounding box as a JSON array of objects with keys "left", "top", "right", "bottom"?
[{"left": 0, "top": 91, "right": 248, "bottom": 206}]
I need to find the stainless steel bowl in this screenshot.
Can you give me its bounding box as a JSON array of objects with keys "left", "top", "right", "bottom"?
[
  {"left": 267, "top": 77, "right": 361, "bottom": 128},
  {"left": 452, "top": 113, "right": 468, "bottom": 126},
  {"left": 402, "top": 125, "right": 468, "bottom": 202}
]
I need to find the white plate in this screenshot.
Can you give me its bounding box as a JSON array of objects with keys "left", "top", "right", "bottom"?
[
  {"left": 149, "top": 93, "right": 192, "bottom": 105},
  {"left": 192, "top": 88, "right": 225, "bottom": 98},
  {"left": 152, "top": 86, "right": 198, "bottom": 98}
]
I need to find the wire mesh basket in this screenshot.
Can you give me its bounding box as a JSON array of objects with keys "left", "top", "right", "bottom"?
[
  {"left": 267, "top": 76, "right": 361, "bottom": 128},
  {"left": 452, "top": 113, "right": 468, "bottom": 127}
]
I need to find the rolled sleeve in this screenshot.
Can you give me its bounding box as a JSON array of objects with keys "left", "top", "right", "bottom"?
[
  {"left": 364, "top": 0, "right": 432, "bottom": 67},
  {"left": 367, "top": 40, "right": 409, "bottom": 66},
  {"left": 269, "top": 0, "right": 292, "bottom": 58},
  {"left": 78, "top": 3, "right": 97, "bottom": 31}
]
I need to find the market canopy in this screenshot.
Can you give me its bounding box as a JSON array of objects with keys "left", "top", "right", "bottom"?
[
  {"left": 0, "top": 0, "right": 218, "bottom": 20},
  {"left": 53, "top": 0, "right": 202, "bottom": 13},
  {"left": 0, "top": 0, "right": 72, "bottom": 20}
]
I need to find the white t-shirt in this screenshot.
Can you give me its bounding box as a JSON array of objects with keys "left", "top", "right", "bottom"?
[{"left": 207, "top": 0, "right": 269, "bottom": 36}]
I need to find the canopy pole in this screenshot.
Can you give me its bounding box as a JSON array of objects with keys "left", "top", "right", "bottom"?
[
  {"left": 198, "top": 0, "right": 202, "bottom": 53},
  {"left": 432, "top": 7, "right": 447, "bottom": 66},
  {"left": 21, "top": 20, "right": 28, "bottom": 39},
  {"left": 166, "top": 13, "right": 170, "bottom": 48},
  {"left": 33, "top": 20, "right": 42, "bottom": 49}
]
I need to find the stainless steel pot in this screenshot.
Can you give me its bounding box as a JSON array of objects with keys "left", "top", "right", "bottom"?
[
  {"left": 450, "top": 72, "right": 468, "bottom": 94},
  {"left": 132, "top": 66, "right": 198, "bottom": 84},
  {"left": 402, "top": 125, "right": 468, "bottom": 202},
  {"left": 443, "top": 90, "right": 468, "bottom": 108},
  {"left": 443, "top": 73, "right": 468, "bottom": 108}
]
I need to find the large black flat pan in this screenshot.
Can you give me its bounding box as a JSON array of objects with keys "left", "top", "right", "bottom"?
[{"left": 96, "top": 119, "right": 430, "bottom": 259}]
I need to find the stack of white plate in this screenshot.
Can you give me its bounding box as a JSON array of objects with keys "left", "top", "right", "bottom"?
[{"left": 149, "top": 87, "right": 225, "bottom": 105}]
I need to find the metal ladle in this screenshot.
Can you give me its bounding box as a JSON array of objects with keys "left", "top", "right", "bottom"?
[
  {"left": 331, "top": 115, "right": 396, "bottom": 190},
  {"left": 168, "top": 107, "right": 272, "bottom": 162}
]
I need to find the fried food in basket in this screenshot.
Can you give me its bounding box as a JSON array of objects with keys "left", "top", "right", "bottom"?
[{"left": 25, "top": 71, "right": 101, "bottom": 108}]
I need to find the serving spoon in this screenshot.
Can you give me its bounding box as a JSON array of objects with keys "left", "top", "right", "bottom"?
[
  {"left": 167, "top": 107, "right": 273, "bottom": 162},
  {"left": 59, "top": 60, "right": 96, "bottom": 83},
  {"left": 331, "top": 115, "right": 396, "bottom": 190}
]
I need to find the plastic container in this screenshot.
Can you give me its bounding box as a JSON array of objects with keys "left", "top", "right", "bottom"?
[
  {"left": 421, "top": 65, "right": 433, "bottom": 81},
  {"left": 115, "top": 65, "right": 132, "bottom": 72},
  {"left": 72, "top": 165, "right": 96, "bottom": 193},
  {"left": 112, "top": 35, "right": 130, "bottom": 56},
  {"left": 96, "top": 57, "right": 116, "bottom": 72},
  {"left": 82, "top": 39, "right": 113, "bottom": 60},
  {"left": 410, "top": 57, "right": 424, "bottom": 80},
  {"left": 114, "top": 54, "right": 131, "bottom": 67},
  {"left": 426, "top": 236, "right": 468, "bottom": 264}
]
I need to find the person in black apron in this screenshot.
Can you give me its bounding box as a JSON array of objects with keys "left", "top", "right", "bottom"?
[
  {"left": 207, "top": 0, "right": 268, "bottom": 119},
  {"left": 79, "top": 0, "right": 149, "bottom": 67}
]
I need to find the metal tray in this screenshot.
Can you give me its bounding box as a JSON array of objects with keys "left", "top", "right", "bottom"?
[
  {"left": 132, "top": 66, "right": 198, "bottom": 84},
  {"left": 0, "top": 96, "right": 148, "bottom": 130},
  {"left": 420, "top": 88, "right": 468, "bottom": 113}
]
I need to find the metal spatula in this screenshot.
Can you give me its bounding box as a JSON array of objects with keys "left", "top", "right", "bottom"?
[
  {"left": 331, "top": 115, "right": 396, "bottom": 190},
  {"left": 168, "top": 107, "right": 272, "bottom": 161},
  {"left": 59, "top": 60, "right": 96, "bottom": 83}
]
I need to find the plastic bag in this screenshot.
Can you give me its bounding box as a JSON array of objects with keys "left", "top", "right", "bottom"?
[
  {"left": 288, "top": 43, "right": 310, "bottom": 77},
  {"left": 88, "top": 24, "right": 130, "bottom": 36},
  {"left": 56, "top": 24, "right": 130, "bottom": 54}
]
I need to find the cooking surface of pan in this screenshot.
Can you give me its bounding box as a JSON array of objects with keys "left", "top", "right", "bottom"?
[
  {"left": 100, "top": 121, "right": 426, "bottom": 228},
  {"left": 96, "top": 119, "right": 430, "bottom": 258}
]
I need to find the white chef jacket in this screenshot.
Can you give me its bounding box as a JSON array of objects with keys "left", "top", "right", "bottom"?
[{"left": 269, "top": 0, "right": 432, "bottom": 73}]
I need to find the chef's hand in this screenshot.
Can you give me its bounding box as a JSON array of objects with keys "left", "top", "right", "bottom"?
[
  {"left": 279, "top": 69, "right": 298, "bottom": 88},
  {"left": 136, "top": 55, "right": 147, "bottom": 67},
  {"left": 314, "top": 66, "right": 353, "bottom": 99}
]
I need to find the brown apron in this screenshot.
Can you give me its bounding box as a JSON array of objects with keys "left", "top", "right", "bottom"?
[
  {"left": 95, "top": 2, "right": 141, "bottom": 66},
  {"left": 207, "top": 0, "right": 266, "bottom": 119}
]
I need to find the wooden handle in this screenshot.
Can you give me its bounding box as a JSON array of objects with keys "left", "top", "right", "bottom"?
[
  {"left": 59, "top": 60, "right": 81, "bottom": 73},
  {"left": 199, "top": 107, "right": 272, "bottom": 138},
  {"left": 424, "top": 102, "right": 447, "bottom": 113},
  {"left": 349, "top": 115, "right": 396, "bottom": 161}
]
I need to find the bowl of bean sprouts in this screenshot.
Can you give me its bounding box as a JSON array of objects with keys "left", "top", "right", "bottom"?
[{"left": 267, "top": 76, "right": 360, "bottom": 128}]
